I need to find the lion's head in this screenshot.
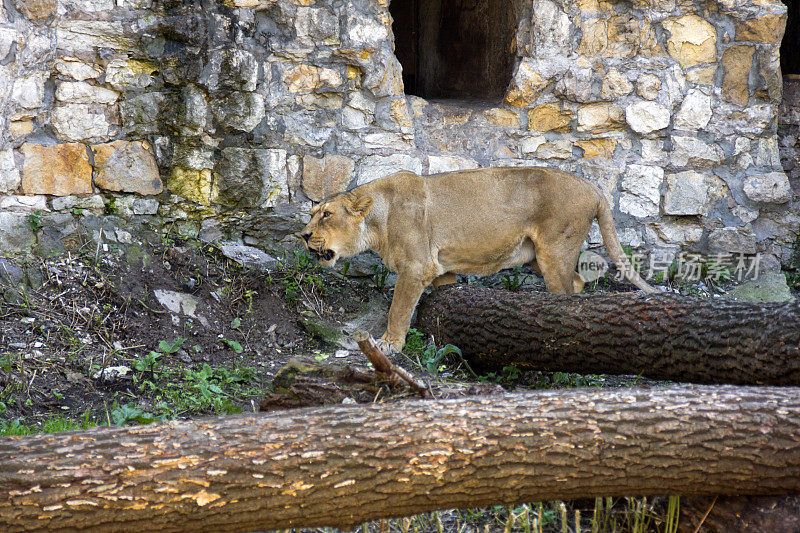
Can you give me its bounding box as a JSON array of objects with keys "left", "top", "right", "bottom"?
[{"left": 299, "top": 192, "right": 374, "bottom": 267}]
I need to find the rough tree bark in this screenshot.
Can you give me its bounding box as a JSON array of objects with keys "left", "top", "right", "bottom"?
[
  {"left": 416, "top": 286, "right": 800, "bottom": 385},
  {"left": 2, "top": 385, "right": 800, "bottom": 532}
]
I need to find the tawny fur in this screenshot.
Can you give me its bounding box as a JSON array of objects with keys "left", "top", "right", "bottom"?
[{"left": 301, "top": 166, "right": 655, "bottom": 352}]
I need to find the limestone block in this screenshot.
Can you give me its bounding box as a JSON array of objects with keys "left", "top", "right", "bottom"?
[
  {"left": 55, "top": 81, "right": 119, "bottom": 104},
  {"left": 297, "top": 93, "right": 344, "bottom": 109},
  {"left": 362, "top": 49, "right": 404, "bottom": 97},
  {"left": 56, "top": 21, "right": 137, "bottom": 53},
  {"left": 51, "top": 104, "right": 111, "bottom": 141},
  {"left": 283, "top": 64, "right": 343, "bottom": 93},
  {"left": 390, "top": 99, "right": 413, "bottom": 129},
  {"left": 674, "top": 89, "right": 712, "bottom": 130},
  {"left": 670, "top": 136, "right": 724, "bottom": 168},
  {"left": 600, "top": 68, "right": 633, "bottom": 99},
  {"left": 708, "top": 226, "right": 757, "bottom": 254},
  {"left": 211, "top": 92, "right": 265, "bottom": 132},
  {"left": 641, "top": 139, "right": 667, "bottom": 163},
  {"left": 0, "top": 149, "right": 20, "bottom": 193},
  {"left": 20, "top": 143, "right": 92, "bottom": 196},
  {"left": 625, "top": 101, "right": 670, "bottom": 134},
  {"left": 575, "top": 138, "right": 616, "bottom": 159},
  {"left": 92, "top": 140, "right": 163, "bottom": 195},
  {"left": 178, "top": 85, "right": 210, "bottom": 134},
  {"left": 519, "top": 136, "right": 547, "bottom": 154},
  {"left": 166, "top": 168, "right": 213, "bottom": 206},
  {"left": 484, "top": 108, "right": 519, "bottom": 128},
  {"left": 295, "top": 6, "right": 339, "bottom": 46},
  {"left": 663, "top": 171, "right": 727, "bottom": 215},
  {"left": 55, "top": 58, "right": 102, "bottom": 81},
  {"left": 14, "top": 0, "right": 56, "bottom": 20},
  {"left": 721, "top": 45, "right": 754, "bottom": 106},
  {"left": 61, "top": 0, "right": 114, "bottom": 11},
  {"left": 505, "top": 59, "right": 550, "bottom": 107},
  {"left": 685, "top": 64, "right": 717, "bottom": 85},
  {"left": 535, "top": 140, "right": 573, "bottom": 159},
  {"left": 120, "top": 92, "right": 168, "bottom": 135},
  {"left": 11, "top": 73, "right": 46, "bottom": 109},
  {"left": 735, "top": 14, "right": 787, "bottom": 44},
  {"left": 577, "top": 103, "right": 624, "bottom": 133},
  {"left": 0, "top": 195, "right": 48, "bottom": 212},
  {"left": 212, "top": 148, "right": 288, "bottom": 208},
  {"left": 619, "top": 164, "right": 663, "bottom": 218},
  {"left": 531, "top": 0, "right": 572, "bottom": 58},
  {"left": 345, "top": 5, "right": 389, "bottom": 45},
  {"left": 356, "top": 154, "right": 422, "bottom": 186},
  {"left": 662, "top": 14, "right": 717, "bottom": 68},
  {"left": 0, "top": 212, "right": 35, "bottom": 253},
  {"left": 554, "top": 66, "right": 593, "bottom": 102},
  {"left": 743, "top": 172, "right": 792, "bottom": 203},
  {"left": 201, "top": 49, "right": 259, "bottom": 92},
  {"left": 9, "top": 120, "right": 33, "bottom": 137},
  {"left": 648, "top": 221, "right": 704, "bottom": 245},
  {"left": 528, "top": 103, "right": 572, "bottom": 133},
  {"left": 106, "top": 58, "right": 159, "bottom": 90},
  {"left": 636, "top": 73, "right": 661, "bottom": 100},
  {"left": 427, "top": 155, "right": 479, "bottom": 174},
  {"left": 301, "top": 154, "right": 355, "bottom": 201},
  {"left": 756, "top": 47, "right": 782, "bottom": 103}
]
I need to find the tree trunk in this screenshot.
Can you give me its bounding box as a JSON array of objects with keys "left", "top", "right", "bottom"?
[
  {"left": 416, "top": 286, "right": 800, "bottom": 385},
  {"left": 3, "top": 385, "right": 800, "bottom": 532}
]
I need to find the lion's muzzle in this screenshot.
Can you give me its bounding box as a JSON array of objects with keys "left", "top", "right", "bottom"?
[{"left": 300, "top": 231, "right": 335, "bottom": 263}]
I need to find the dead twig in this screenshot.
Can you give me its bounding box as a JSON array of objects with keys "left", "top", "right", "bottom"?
[{"left": 354, "top": 330, "right": 428, "bottom": 397}]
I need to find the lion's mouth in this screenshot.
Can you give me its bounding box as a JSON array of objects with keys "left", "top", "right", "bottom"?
[{"left": 311, "top": 248, "right": 335, "bottom": 262}]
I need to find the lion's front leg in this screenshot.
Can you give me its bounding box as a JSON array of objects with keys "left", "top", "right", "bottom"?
[{"left": 377, "top": 273, "right": 429, "bottom": 354}]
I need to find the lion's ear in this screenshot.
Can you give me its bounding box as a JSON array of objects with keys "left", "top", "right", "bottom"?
[{"left": 347, "top": 196, "right": 374, "bottom": 219}]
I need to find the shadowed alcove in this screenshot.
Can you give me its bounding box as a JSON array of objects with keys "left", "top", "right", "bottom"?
[
  {"left": 781, "top": 0, "right": 799, "bottom": 75},
  {"left": 390, "top": 0, "right": 523, "bottom": 99}
]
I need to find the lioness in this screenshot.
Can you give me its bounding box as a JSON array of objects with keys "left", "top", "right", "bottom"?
[{"left": 301, "top": 166, "right": 655, "bottom": 353}]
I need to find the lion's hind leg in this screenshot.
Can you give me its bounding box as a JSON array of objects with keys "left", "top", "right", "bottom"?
[
  {"left": 432, "top": 272, "right": 456, "bottom": 289},
  {"left": 530, "top": 259, "right": 584, "bottom": 293}
]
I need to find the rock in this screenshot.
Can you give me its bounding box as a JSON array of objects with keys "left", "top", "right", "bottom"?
[
  {"left": 14, "top": 0, "right": 56, "bottom": 20},
  {"left": 283, "top": 64, "right": 343, "bottom": 93},
  {"left": 166, "top": 168, "right": 213, "bottom": 205},
  {"left": 721, "top": 45, "right": 754, "bottom": 106},
  {"left": 484, "top": 108, "right": 519, "bottom": 128},
  {"left": 519, "top": 136, "right": 547, "bottom": 155},
  {"left": 105, "top": 58, "right": 158, "bottom": 90},
  {"left": 674, "top": 89, "right": 712, "bottom": 130},
  {"left": 0, "top": 149, "right": 20, "bottom": 193},
  {"left": 356, "top": 154, "right": 423, "bottom": 186},
  {"left": 295, "top": 6, "right": 339, "bottom": 46},
  {"left": 554, "top": 66, "right": 593, "bottom": 103},
  {"left": 743, "top": 172, "right": 792, "bottom": 203},
  {"left": 636, "top": 73, "right": 662, "bottom": 100},
  {"left": 685, "top": 64, "right": 717, "bottom": 85},
  {"left": 119, "top": 92, "right": 168, "bottom": 136},
  {"left": 0, "top": 195, "right": 48, "bottom": 212},
  {"left": 505, "top": 59, "right": 550, "bottom": 107},
  {"left": 302, "top": 154, "right": 355, "bottom": 201},
  {"left": 708, "top": 226, "right": 757, "bottom": 254},
  {"left": 535, "top": 140, "right": 573, "bottom": 159},
  {"left": 648, "top": 220, "right": 704, "bottom": 245},
  {"left": 51, "top": 104, "right": 110, "bottom": 141},
  {"left": 756, "top": 47, "right": 782, "bottom": 103},
  {"left": 427, "top": 155, "right": 479, "bottom": 174},
  {"left": 600, "top": 68, "right": 633, "bottom": 99},
  {"left": 92, "top": 140, "right": 163, "bottom": 195},
  {"left": 0, "top": 258, "right": 24, "bottom": 284},
  {"left": 93, "top": 365, "right": 131, "bottom": 381},
  {"left": 528, "top": 103, "right": 572, "bottom": 133},
  {"left": 576, "top": 103, "right": 624, "bottom": 133},
  {"left": 625, "top": 101, "right": 670, "bottom": 134},
  {"left": 663, "top": 171, "right": 726, "bottom": 215},
  {"left": 662, "top": 14, "right": 717, "bottom": 68},
  {"left": 219, "top": 244, "right": 278, "bottom": 270},
  {"left": 619, "top": 164, "right": 663, "bottom": 218},
  {"left": 211, "top": 92, "right": 265, "bottom": 132},
  {"left": 212, "top": 148, "right": 289, "bottom": 208},
  {"left": 728, "top": 273, "right": 793, "bottom": 303},
  {"left": 200, "top": 49, "right": 259, "bottom": 92},
  {"left": 11, "top": 73, "right": 46, "bottom": 110},
  {"left": 20, "top": 143, "right": 92, "bottom": 195},
  {"left": 0, "top": 212, "right": 35, "bottom": 253},
  {"left": 55, "top": 81, "right": 119, "bottom": 104},
  {"left": 153, "top": 289, "right": 200, "bottom": 317},
  {"left": 670, "top": 136, "right": 724, "bottom": 168},
  {"left": 575, "top": 138, "right": 617, "bottom": 159},
  {"left": 735, "top": 14, "right": 787, "bottom": 44},
  {"left": 641, "top": 139, "right": 667, "bottom": 164},
  {"left": 55, "top": 58, "right": 102, "bottom": 81}
]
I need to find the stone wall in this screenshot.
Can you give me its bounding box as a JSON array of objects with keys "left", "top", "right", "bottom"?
[{"left": 0, "top": 0, "right": 797, "bottom": 270}]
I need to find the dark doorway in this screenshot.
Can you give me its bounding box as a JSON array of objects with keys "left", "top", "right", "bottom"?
[
  {"left": 782, "top": 0, "right": 800, "bottom": 74},
  {"left": 390, "top": 0, "right": 522, "bottom": 99}
]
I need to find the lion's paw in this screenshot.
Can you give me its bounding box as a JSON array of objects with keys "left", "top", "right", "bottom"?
[{"left": 376, "top": 335, "right": 404, "bottom": 355}]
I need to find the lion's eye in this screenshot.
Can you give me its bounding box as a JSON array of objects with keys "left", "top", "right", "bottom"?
[{"left": 322, "top": 211, "right": 332, "bottom": 219}]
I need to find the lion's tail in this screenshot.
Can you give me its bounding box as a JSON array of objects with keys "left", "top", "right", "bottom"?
[{"left": 596, "top": 197, "right": 657, "bottom": 293}]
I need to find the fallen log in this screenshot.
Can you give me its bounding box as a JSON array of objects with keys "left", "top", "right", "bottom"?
[
  {"left": 3, "top": 385, "right": 800, "bottom": 532},
  {"left": 416, "top": 286, "right": 800, "bottom": 385}
]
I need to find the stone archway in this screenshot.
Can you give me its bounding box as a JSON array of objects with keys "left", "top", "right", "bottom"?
[{"left": 389, "top": 0, "right": 523, "bottom": 99}]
